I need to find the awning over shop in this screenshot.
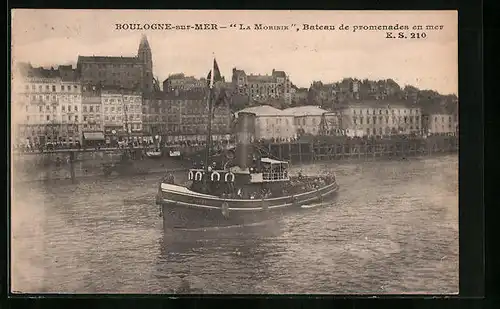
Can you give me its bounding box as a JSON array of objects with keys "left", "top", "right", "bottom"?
[{"left": 83, "top": 132, "right": 105, "bottom": 140}]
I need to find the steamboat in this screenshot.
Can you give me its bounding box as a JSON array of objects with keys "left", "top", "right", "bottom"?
[{"left": 155, "top": 60, "right": 339, "bottom": 230}]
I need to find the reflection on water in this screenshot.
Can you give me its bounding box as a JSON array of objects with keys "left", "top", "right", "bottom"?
[{"left": 11, "top": 155, "right": 458, "bottom": 294}]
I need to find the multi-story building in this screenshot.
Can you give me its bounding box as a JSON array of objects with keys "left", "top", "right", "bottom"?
[
  {"left": 422, "top": 106, "right": 457, "bottom": 136},
  {"left": 143, "top": 90, "right": 232, "bottom": 144},
  {"left": 284, "top": 106, "right": 338, "bottom": 136},
  {"left": 13, "top": 63, "right": 82, "bottom": 147},
  {"left": 162, "top": 73, "right": 208, "bottom": 93},
  {"left": 236, "top": 105, "right": 296, "bottom": 141},
  {"left": 334, "top": 101, "right": 422, "bottom": 137},
  {"left": 291, "top": 86, "right": 309, "bottom": 105},
  {"left": 232, "top": 68, "right": 292, "bottom": 106},
  {"left": 81, "top": 83, "right": 104, "bottom": 145},
  {"left": 77, "top": 35, "right": 154, "bottom": 96},
  {"left": 101, "top": 87, "right": 143, "bottom": 144},
  {"left": 142, "top": 92, "right": 169, "bottom": 143}
]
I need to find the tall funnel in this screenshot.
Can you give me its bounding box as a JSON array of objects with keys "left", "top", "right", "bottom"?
[{"left": 234, "top": 112, "right": 256, "bottom": 169}]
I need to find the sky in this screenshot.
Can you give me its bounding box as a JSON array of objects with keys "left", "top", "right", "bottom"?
[{"left": 11, "top": 10, "right": 458, "bottom": 95}]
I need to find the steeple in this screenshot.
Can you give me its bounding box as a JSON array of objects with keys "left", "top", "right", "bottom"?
[
  {"left": 138, "top": 34, "right": 151, "bottom": 52},
  {"left": 137, "top": 34, "right": 153, "bottom": 95}
]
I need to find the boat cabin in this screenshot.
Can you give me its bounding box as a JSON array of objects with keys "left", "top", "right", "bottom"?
[
  {"left": 187, "top": 157, "right": 290, "bottom": 186},
  {"left": 247, "top": 157, "right": 290, "bottom": 183}
]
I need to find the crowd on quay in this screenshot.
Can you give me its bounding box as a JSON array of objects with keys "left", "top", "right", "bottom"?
[
  {"left": 13, "top": 138, "right": 234, "bottom": 153},
  {"left": 254, "top": 132, "right": 457, "bottom": 145}
]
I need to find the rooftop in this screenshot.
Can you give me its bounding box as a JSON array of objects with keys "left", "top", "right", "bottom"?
[
  {"left": 77, "top": 55, "right": 140, "bottom": 64},
  {"left": 236, "top": 105, "right": 292, "bottom": 117},
  {"left": 163, "top": 91, "right": 206, "bottom": 101},
  {"left": 247, "top": 75, "right": 275, "bottom": 83},
  {"left": 284, "top": 106, "right": 329, "bottom": 116},
  {"left": 334, "top": 100, "right": 420, "bottom": 109},
  {"left": 17, "top": 62, "right": 79, "bottom": 81}
]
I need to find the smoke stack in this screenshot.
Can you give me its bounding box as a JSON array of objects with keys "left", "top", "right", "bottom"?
[{"left": 234, "top": 112, "right": 256, "bottom": 169}]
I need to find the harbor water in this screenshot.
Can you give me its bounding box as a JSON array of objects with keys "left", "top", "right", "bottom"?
[{"left": 11, "top": 155, "right": 458, "bottom": 294}]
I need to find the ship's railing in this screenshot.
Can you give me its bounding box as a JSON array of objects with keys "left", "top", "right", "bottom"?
[{"left": 262, "top": 172, "right": 289, "bottom": 181}]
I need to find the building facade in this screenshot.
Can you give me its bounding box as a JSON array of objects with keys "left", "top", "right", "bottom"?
[
  {"left": 335, "top": 102, "right": 422, "bottom": 137},
  {"left": 13, "top": 64, "right": 82, "bottom": 147},
  {"left": 232, "top": 68, "right": 292, "bottom": 106},
  {"left": 101, "top": 87, "right": 143, "bottom": 144},
  {"left": 284, "top": 106, "right": 337, "bottom": 136},
  {"left": 162, "top": 73, "right": 207, "bottom": 93},
  {"left": 236, "top": 105, "right": 296, "bottom": 141},
  {"left": 422, "top": 111, "right": 457, "bottom": 136},
  {"left": 143, "top": 90, "right": 232, "bottom": 144},
  {"left": 81, "top": 83, "right": 104, "bottom": 145},
  {"left": 77, "top": 35, "right": 154, "bottom": 96}
]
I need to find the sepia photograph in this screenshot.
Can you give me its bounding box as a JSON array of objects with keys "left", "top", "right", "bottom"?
[{"left": 10, "top": 9, "right": 458, "bottom": 294}]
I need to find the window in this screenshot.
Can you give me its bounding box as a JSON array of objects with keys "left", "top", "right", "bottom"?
[
  {"left": 366, "top": 128, "right": 370, "bottom": 135},
  {"left": 373, "top": 116, "right": 376, "bottom": 124},
  {"left": 96, "top": 106, "right": 100, "bottom": 112},
  {"left": 75, "top": 106, "right": 78, "bottom": 112},
  {"left": 83, "top": 106, "right": 87, "bottom": 112},
  {"left": 62, "top": 105, "right": 65, "bottom": 112},
  {"left": 61, "top": 85, "right": 65, "bottom": 91},
  {"left": 32, "top": 85, "right": 36, "bottom": 90},
  {"left": 46, "top": 115, "right": 50, "bottom": 121},
  {"left": 105, "top": 107, "right": 108, "bottom": 112},
  {"left": 84, "top": 116, "right": 87, "bottom": 121},
  {"left": 45, "top": 85, "right": 49, "bottom": 91},
  {"left": 39, "top": 85, "right": 42, "bottom": 91},
  {"left": 46, "top": 105, "right": 50, "bottom": 110},
  {"left": 75, "top": 116, "right": 78, "bottom": 122},
  {"left": 39, "top": 106, "right": 42, "bottom": 112},
  {"left": 360, "top": 117, "right": 363, "bottom": 124},
  {"left": 90, "top": 106, "right": 94, "bottom": 112},
  {"left": 111, "top": 107, "right": 115, "bottom": 112},
  {"left": 68, "top": 115, "right": 72, "bottom": 121},
  {"left": 105, "top": 116, "right": 109, "bottom": 120},
  {"left": 68, "top": 105, "right": 71, "bottom": 112}
]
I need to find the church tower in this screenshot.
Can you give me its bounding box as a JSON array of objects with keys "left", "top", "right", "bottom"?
[{"left": 138, "top": 34, "right": 153, "bottom": 95}]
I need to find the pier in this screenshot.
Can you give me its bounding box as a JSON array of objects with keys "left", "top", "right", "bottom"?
[{"left": 258, "top": 135, "right": 458, "bottom": 164}]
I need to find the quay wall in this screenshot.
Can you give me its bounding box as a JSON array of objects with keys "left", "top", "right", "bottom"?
[{"left": 11, "top": 136, "right": 457, "bottom": 183}]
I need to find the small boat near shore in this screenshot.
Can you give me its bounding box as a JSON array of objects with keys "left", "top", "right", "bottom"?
[{"left": 145, "top": 149, "right": 162, "bottom": 158}]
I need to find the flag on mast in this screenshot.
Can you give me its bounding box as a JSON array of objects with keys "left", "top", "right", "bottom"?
[{"left": 210, "top": 58, "right": 229, "bottom": 107}]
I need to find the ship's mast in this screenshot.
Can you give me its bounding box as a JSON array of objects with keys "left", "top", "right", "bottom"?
[{"left": 204, "top": 84, "right": 213, "bottom": 171}]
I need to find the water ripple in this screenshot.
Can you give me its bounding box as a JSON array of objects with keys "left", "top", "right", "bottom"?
[{"left": 11, "top": 156, "right": 458, "bottom": 294}]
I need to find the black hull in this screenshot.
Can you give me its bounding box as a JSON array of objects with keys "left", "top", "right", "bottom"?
[{"left": 157, "top": 182, "right": 339, "bottom": 230}]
